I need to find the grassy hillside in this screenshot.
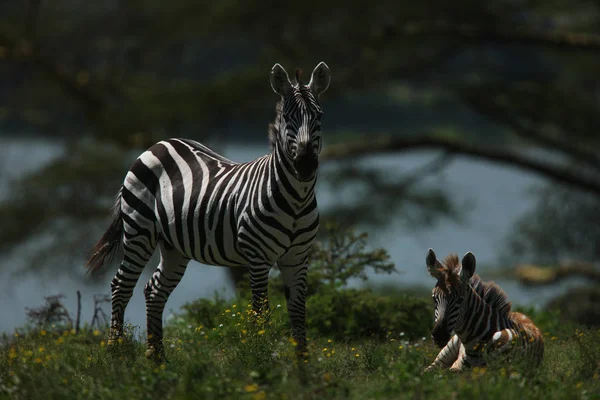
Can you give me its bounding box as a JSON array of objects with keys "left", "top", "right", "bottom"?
[
  {"left": 1, "top": 291, "right": 599, "bottom": 400},
  {"left": 1, "top": 228, "right": 598, "bottom": 399}
]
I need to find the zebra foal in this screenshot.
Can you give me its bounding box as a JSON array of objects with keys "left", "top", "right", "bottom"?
[
  {"left": 424, "top": 249, "right": 544, "bottom": 372},
  {"left": 85, "top": 62, "right": 331, "bottom": 361}
]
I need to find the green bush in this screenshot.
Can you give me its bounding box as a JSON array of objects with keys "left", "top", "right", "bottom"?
[{"left": 307, "top": 288, "right": 431, "bottom": 341}]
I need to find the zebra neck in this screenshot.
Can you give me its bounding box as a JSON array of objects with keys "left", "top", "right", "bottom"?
[
  {"left": 454, "top": 287, "right": 511, "bottom": 346},
  {"left": 271, "top": 141, "right": 317, "bottom": 204}
]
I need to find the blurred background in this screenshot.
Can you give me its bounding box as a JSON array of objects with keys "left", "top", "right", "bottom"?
[{"left": 0, "top": 0, "right": 598, "bottom": 333}]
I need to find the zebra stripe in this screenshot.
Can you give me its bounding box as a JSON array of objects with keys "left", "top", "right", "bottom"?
[
  {"left": 424, "top": 249, "right": 544, "bottom": 372},
  {"left": 86, "top": 62, "right": 331, "bottom": 361}
]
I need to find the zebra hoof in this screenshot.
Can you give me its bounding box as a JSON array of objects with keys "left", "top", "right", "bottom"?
[
  {"left": 107, "top": 336, "right": 125, "bottom": 347},
  {"left": 145, "top": 346, "right": 166, "bottom": 364}
]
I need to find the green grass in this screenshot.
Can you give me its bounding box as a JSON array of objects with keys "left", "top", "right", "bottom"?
[{"left": 1, "top": 295, "right": 599, "bottom": 400}]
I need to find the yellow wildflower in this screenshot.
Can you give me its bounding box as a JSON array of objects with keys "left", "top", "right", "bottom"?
[
  {"left": 244, "top": 384, "right": 259, "bottom": 393},
  {"left": 100, "top": 341, "right": 106, "bottom": 347},
  {"left": 576, "top": 382, "right": 583, "bottom": 389},
  {"left": 355, "top": 353, "right": 360, "bottom": 357},
  {"left": 34, "top": 357, "right": 43, "bottom": 364},
  {"left": 40, "top": 330, "right": 47, "bottom": 336},
  {"left": 257, "top": 330, "right": 266, "bottom": 335},
  {"left": 93, "top": 330, "right": 100, "bottom": 336},
  {"left": 252, "top": 391, "right": 266, "bottom": 400}
]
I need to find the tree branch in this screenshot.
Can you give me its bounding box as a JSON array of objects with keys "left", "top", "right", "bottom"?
[
  {"left": 515, "top": 261, "right": 600, "bottom": 286},
  {"left": 395, "top": 22, "right": 600, "bottom": 51},
  {"left": 320, "top": 135, "right": 600, "bottom": 196},
  {"left": 459, "top": 86, "right": 600, "bottom": 169}
]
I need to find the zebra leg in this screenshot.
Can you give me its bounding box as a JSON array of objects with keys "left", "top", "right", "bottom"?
[
  {"left": 449, "top": 344, "right": 468, "bottom": 372},
  {"left": 143, "top": 242, "right": 190, "bottom": 362},
  {"left": 279, "top": 262, "right": 309, "bottom": 360},
  {"left": 109, "top": 240, "right": 156, "bottom": 346},
  {"left": 248, "top": 263, "right": 272, "bottom": 319},
  {"left": 486, "top": 328, "right": 518, "bottom": 365},
  {"left": 425, "top": 334, "right": 462, "bottom": 372}
]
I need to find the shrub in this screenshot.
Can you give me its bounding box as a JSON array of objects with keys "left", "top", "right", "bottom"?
[{"left": 307, "top": 288, "right": 431, "bottom": 341}]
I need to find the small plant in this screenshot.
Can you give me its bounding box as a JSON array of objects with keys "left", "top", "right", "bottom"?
[
  {"left": 305, "top": 223, "right": 398, "bottom": 296},
  {"left": 25, "top": 295, "right": 73, "bottom": 330}
]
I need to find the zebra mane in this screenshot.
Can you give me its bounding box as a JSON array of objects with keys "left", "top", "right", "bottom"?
[
  {"left": 469, "top": 273, "right": 512, "bottom": 317},
  {"left": 268, "top": 99, "right": 283, "bottom": 150},
  {"left": 295, "top": 68, "right": 303, "bottom": 85}
]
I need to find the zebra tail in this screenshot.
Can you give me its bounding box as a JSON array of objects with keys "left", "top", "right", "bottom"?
[{"left": 85, "top": 188, "right": 124, "bottom": 276}]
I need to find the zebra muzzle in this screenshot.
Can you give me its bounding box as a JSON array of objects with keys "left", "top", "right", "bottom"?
[
  {"left": 432, "top": 322, "right": 452, "bottom": 348},
  {"left": 293, "top": 154, "right": 318, "bottom": 181}
]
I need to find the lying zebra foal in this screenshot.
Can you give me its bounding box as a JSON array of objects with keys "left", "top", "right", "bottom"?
[{"left": 424, "top": 249, "right": 544, "bottom": 372}]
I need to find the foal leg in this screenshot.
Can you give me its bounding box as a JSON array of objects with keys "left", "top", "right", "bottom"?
[{"left": 425, "top": 335, "right": 462, "bottom": 372}]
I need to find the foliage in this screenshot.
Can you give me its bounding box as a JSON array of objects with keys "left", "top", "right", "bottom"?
[
  {"left": 25, "top": 295, "right": 73, "bottom": 329},
  {"left": 305, "top": 223, "right": 397, "bottom": 295},
  {"left": 306, "top": 288, "right": 430, "bottom": 342},
  {"left": 2, "top": 0, "right": 600, "bottom": 281},
  {"left": 1, "top": 300, "right": 599, "bottom": 399},
  {"left": 505, "top": 184, "right": 600, "bottom": 265},
  {"left": 545, "top": 286, "right": 600, "bottom": 328}
]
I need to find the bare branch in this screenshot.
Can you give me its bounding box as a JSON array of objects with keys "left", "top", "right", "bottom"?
[{"left": 320, "top": 135, "right": 600, "bottom": 196}]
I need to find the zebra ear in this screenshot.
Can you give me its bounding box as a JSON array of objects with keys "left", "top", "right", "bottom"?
[
  {"left": 426, "top": 248, "right": 444, "bottom": 279},
  {"left": 270, "top": 63, "right": 293, "bottom": 97},
  {"left": 460, "top": 252, "right": 476, "bottom": 282},
  {"left": 308, "top": 62, "right": 331, "bottom": 96}
]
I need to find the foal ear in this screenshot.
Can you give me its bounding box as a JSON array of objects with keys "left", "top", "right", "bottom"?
[
  {"left": 460, "top": 252, "right": 476, "bottom": 282},
  {"left": 308, "top": 62, "right": 331, "bottom": 96},
  {"left": 270, "top": 63, "right": 293, "bottom": 97},
  {"left": 426, "top": 248, "right": 444, "bottom": 279}
]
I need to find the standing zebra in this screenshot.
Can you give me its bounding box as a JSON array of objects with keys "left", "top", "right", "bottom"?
[
  {"left": 424, "top": 249, "right": 544, "bottom": 372},
  {"left": 85, "top": 62, "right": 331, "bottom": 361}
]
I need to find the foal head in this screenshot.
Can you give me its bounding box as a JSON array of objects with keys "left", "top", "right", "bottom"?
[{"left": 425, "top": 248, "right": 477, "bottom": 348}]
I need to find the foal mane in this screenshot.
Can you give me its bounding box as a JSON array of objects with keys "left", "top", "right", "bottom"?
[{"left": 470, "top": 274, "right": 512, "bottom": 317}]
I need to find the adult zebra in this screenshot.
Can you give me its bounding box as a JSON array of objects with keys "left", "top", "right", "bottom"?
[
  {"left": 424, "top": 249, "right": 544, "bottom": 372},
  {"left": 85, "top": 62, "right": 331, "bottom": 361}
]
